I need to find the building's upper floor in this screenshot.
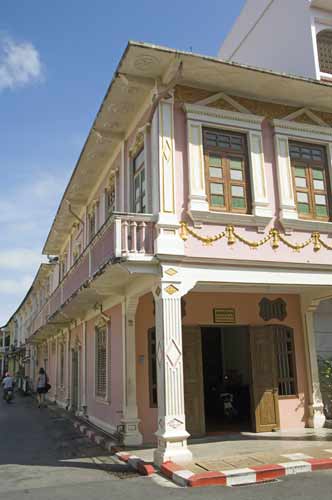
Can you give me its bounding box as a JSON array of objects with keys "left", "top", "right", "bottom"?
[
  {"left": 7, "top": 42, "right": 332, "bottom": 340},
  {"left": 219, "top": 0, "right": 332, "bottom": 81}
]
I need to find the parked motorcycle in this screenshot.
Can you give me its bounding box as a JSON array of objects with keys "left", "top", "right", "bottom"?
[{"left": 220, "top": 392, "right": 238, "bottom": 420}]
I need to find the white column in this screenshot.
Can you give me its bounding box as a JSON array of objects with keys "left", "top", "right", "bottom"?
[
  {"left": 187, "top": 120, "right": 209, "bottom": 213},
  {"left": 153, "top": 280, "right": 192, "bottom": 466},
  {"left": 248, "top": 131, "right": 272, "bottom": 219},
  {"left": 303, "top": 305, "right": 326, "bottom": 428},
  {"left": 81, "top": 321, "right": 88, "bottom": 415},
  {"left": 121, "top": 297, "right": 143, "bottom": 446},
  {"left": 155, "top": 98, "right": 184, "bottom": 256},
  {"left": 274, "top": 134, "right": 298, "bottom": 220}
]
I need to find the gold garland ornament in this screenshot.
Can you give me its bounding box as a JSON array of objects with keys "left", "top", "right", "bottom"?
[{"left": 179, "top": 222, "right": 332, "bottom": 252}]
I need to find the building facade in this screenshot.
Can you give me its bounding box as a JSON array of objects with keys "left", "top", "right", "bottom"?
[{"left": 4, "top": 1, "right": 332, "bottom": 466}]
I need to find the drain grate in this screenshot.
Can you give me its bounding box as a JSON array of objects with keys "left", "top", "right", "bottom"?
[{"left": 233, "top": 478, "right": 282, "bottom": 487}]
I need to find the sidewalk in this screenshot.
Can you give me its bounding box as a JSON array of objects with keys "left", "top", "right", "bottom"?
[{"left": 127, "top": 428, "right": 332, "bottom": 486}]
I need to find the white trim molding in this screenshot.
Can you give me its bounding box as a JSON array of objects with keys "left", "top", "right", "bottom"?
[
  {"left": 184, "top": 104, "right": 272, "bottom": 228},
  {"left": 272, "top": 118, "right": 332, "bottom": 234}
]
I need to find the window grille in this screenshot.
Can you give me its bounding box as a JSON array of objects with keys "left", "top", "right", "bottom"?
[
  {"left": 95, "top": 325, "right": 107, "bottom": 398},
  {"left": 275, "top": 326, "right": 297, "bottom": 396},
  {"left": 317, "top": 30, "right": 332, "bottom": 75}
]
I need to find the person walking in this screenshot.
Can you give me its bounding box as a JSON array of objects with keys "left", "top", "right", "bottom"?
[
  {"left": 2, "top": 372, "right": 14, "bottom": 403},
  {"left": 36, "top": 368, "right": 49, "bottom": 408}
]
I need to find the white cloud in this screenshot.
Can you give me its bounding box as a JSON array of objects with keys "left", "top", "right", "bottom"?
[
  {"left": 0, "top": 275, "right": 34, "bottom": 295},
  {"left": 0, "top": 249, "right": 43, "bottom": 271},
  {"left": 0, "top": 35, "right": 43, "bottom": 91}
]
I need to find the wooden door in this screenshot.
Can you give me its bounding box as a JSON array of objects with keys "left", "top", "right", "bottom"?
[
  {"left": 250, "top": 326, "right": 280, "bottom": 432},
  {"left": 183, "top": 327, "right": 205, "bottom": 436}
]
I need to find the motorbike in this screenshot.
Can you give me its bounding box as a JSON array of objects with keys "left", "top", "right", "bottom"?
[
  {"left": 220, "top": 392, "right": 238, "bottom": 420},
  {"left": 3, "top": 388, "right": 14, "bottom": 403}
]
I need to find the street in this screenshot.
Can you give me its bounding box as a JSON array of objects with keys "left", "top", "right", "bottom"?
[{"left": 0, "top": 394, "right": 331, "bottom": 499}]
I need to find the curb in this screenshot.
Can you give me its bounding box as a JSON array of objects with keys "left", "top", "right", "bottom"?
[
  {"left": 73, "top": 419, "right": 120, "bottom": 454},
  {"left": 73, "top": 419, "right": 155, "bottom": 476},
  {"left": 161, "top": 458, "right": 332, "bottom": 487},
  {"left": 116, "top": 452, "right": 156, "bottom": 476}
]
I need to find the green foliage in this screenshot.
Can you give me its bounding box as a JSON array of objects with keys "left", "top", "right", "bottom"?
[{"left": 318, "top": 357, "right": 332, "bottom": 394}]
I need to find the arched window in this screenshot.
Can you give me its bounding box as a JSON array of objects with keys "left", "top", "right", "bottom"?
[{"left": 317, "top": 29, "right": 332, "bottom": 75}]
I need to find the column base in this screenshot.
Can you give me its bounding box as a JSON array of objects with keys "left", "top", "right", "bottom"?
[
  {"left": 153, "top": 431, "right": 193, "bottom": 466},
  {"left": 121, "top": 418, "right": 143, "bottom": 447},
  {"left": 308, "top": 404, "right": 326, "bottom": 428}
]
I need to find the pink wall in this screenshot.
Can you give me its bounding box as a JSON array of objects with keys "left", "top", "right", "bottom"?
[
  {"left": 136, "top": 291, "right": 308, "bottom": 443},
  {"left": 86, "top": 304, "right": 123, "bottom": 431},
  {"left": 173, "top": 106, "right": 332, "bottom": 267}
]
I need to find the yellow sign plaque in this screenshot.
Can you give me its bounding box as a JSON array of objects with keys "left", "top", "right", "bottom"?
[{"left": 213, "top": 308, "right": 236, "bottom": 324}]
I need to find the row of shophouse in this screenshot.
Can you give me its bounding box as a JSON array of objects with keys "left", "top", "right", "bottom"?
[{"left": 2, "top": 0, "right": 332, "bottom": 466}]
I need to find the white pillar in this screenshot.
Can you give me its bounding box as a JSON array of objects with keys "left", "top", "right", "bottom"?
[
  {"left": 81, "top": 321, "right": 88, "bottom": 415},
  {"left": 121, "top": 297, "right": 143, "bottom": 446},
  {"left": 153, "top": 280, "right": 192, "bottom": 466},
  {"left": 303, "top": 306, "right": 326, "bottom": 428},
  {"left": 54, "top": 336, "right": 59, "bottom": 401}
]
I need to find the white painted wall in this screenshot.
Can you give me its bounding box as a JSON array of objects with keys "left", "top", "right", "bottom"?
[
  {"left": 314, "top": 299, "right": 332, "bottom": 361},
  {"left": 218, "top": 0, "right": 321, "bottom": 79}
]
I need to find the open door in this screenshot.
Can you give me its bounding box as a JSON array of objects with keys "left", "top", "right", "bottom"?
[
  {"left": 250, "top": 326, "right": 280, "bottom": 432},
  {"left": 183, "top": 327, "right": 205, "bottom": 436}
]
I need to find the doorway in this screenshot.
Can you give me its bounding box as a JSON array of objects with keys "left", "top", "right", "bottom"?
[
  {"left": 71, "top": 349, "right": 79, "bottom": 413},
  {"left": 201, "top": 326, "right": 251, "bottom": 433}
]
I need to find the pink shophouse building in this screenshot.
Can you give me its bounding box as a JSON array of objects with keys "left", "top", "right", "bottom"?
[{"left": 4, "top": 0, "right": 332, "bottom": 466}]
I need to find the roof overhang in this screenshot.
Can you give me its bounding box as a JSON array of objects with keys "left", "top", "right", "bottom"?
[
  {"left": 311, "top": 0, "right": 332, "bottom": 12},
  {"left": 43, "top": 41, "right": 332, "bottom": 255}
]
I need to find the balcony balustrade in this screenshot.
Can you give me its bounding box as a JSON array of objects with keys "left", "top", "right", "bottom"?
[{"left": 29, "top": 213, "right": 155, "bottom": 336}]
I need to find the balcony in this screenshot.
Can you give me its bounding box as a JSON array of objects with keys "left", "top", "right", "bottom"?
[{"left": 30, "top": 213, "right": 155, "bottom": 336}]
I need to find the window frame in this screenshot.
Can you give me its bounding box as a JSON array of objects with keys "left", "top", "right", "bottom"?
[
  {"left": 105, "top": 177, "right": 116, "bottom": 219},
  {"left": 290, "top": 141, "right": 332, "bottom": 222},
  {"left": 273, "top": 118, "right": 332, "bottom": 233},
  {"left": 133, "top": 147, "right": 146, "bottom": 214},
  {"left": 95, "top": 322, "right": 108, "bottom": 401},
  {"left": 317, "top": 29, "right": 332, "bottom": 76},
  {"left": 184, "top": 104, "right": 272, "bottom": 227},
  {"left": 203, "top": 128, "right": 252, "bottom": 215},
  {"left": 274, "top": 325, "right": 298, "bottom": 399}
]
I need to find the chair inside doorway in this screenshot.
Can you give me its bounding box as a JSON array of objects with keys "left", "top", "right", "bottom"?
[{"left": 201, "top": 326, "right": 251, "bottom": 434}]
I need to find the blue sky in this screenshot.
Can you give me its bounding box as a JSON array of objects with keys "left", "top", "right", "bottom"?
[{"left": 0, "top": 0, "right": 245, "bottom": 324}]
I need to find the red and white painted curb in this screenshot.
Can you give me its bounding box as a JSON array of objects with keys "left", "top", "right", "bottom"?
[
  {"left": 73, "top": 419, "right": 119, "bottom": 454},
  {"left": 73, "top": 420, "right": 156, "bottom": 476},
  {"left": 116, "top": 452, "right": 156, "bottom": 476},
  {"left": 161, "top": 458, "right": 332, "bottom": 487}
]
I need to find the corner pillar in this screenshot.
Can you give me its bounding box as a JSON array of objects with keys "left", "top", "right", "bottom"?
[
  {"left": 121, "top": 297, "right": 143, "bottom": 446},
  {"left": 153, "top": 275, "right": 192, "bottom": 466},
  {"left": 303, "top": 302, "right": 325, "bottom": 428}
]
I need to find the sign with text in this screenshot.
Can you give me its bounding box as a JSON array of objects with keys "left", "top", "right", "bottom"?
[{"left": 213, "top": 308, "right": 236, "bottom": 324}]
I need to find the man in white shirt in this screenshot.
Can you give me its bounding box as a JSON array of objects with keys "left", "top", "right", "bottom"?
[{"left": 2, "top": 372, "right": 14, "bottom": 401}]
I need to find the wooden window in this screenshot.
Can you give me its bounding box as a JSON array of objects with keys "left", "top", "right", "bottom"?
[
  {"left": 105, "top": 179, "right": 116, "bottom": 218},
  {"left": 88, "top": 210, "right": 96, "bottom": 241},
  {"left": 148, "top": 328, "right": 157, "bottom": 408},
  {"left": 95, "top": 325, "right": 107, "bottom": 398},
  {"left": 289, "top": 142, "right": 331, "bottom": 221},
  {"left": 317, "top": 30, "right": 332, "bottom": 75},
  {"left": 203, "top": 128, "right": 251, "bottom": 213},
  {"left": 275, "top": 326, "right": 297, "bottom": 397},
  {"left": 133, "top": 148, "right": 146, "bottom": 213}
]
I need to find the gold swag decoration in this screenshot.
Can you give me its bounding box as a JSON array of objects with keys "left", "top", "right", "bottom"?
[{"left": 179, "top": 222, "right": 332, "bottom": 252}]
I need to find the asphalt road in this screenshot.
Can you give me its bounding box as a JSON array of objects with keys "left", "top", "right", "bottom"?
[{"left": 1, "top": 392, "right": 332, "bottom": 499}]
